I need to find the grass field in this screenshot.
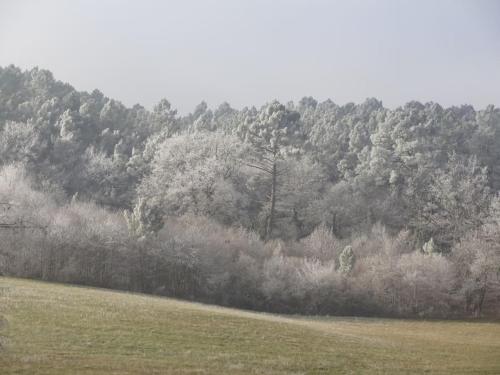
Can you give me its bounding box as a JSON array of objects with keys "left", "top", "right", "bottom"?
[{"left": 0, "top": 278, "right": 499, "bottom": 374}]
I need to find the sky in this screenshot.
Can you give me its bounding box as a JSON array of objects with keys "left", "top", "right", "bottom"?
[{"left": 1, "top": 0, "right": 499, "bottom": 113}]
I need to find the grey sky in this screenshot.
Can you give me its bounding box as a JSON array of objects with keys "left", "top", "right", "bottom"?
[{"left": 1, "top": 0, "right": 499, "bottom": 113}]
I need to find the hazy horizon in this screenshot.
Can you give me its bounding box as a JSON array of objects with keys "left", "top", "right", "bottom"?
[{"left": 1, "top": 0, "right": 499, "bottom": 113}]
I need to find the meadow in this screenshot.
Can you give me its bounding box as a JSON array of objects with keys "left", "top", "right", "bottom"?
[{"left": 0, "top": 277, "right": 499, "bottom": 374}]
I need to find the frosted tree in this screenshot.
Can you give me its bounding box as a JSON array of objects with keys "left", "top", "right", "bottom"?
[
  {"left": 422, "top": 238, "right": 437, "bottom": 255},
  {"left": 138, "top": 132, "right": 251, "bottom": 226},
  {"left": 189, "top": 101, "right": 214, "bottom": 132},
  {"left": 472, "top": 105, "right": 500, "bottom": 190},
  {"left": 278, "top": 156, "right": 327, "bottom": 239},
  {"left": 0, "top": 121, "right": 43, "bottom": 165},
  {"left": 300, "top": 223, "right": 339, "bottom": 262},
  {"left": 124, "top": 198, "right": 163, "bottom": 240},
  {"left": 397, "top": 251, "right": 454, "bottom": 316},
  {"left": 425, "top": 154, "right": 490, "bottom": 247},
  {"left": 453, "top": 228, "right": 500, "bottom": 317},
  {"left": 239, "top": 101, "right": 304, "bottom": 240},
  {"left": 308, "top": 115, "right": 352, "bottom": 181},
  {"left": 339, "top": 245, "right": 355, "bottom": 274},
  {"left": 124, "top": 198, "right": 163, "bottom": 292},
  {"left": 99, "top": 99, "right": 128, "bottom": 133},
  {"left": 151, "top": 98, "right": 179, "bottom": 136}
]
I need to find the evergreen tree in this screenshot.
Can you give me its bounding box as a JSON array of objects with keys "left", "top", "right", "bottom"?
[{"left": 339, "top": 245, "right": 355, "bottom": 274}]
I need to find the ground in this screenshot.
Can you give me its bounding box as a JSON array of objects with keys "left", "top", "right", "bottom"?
[{"left": 0, "top": 277, "right": 499, "bottom": 374}]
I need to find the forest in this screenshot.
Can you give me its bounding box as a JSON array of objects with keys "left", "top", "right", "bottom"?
[{"left": 0, "top": 65, "right": 499, "bottom": 318}]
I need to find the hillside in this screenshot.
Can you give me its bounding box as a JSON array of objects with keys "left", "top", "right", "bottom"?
[{"left": 0, "top": 278, "right": 499, "bottom": 374}]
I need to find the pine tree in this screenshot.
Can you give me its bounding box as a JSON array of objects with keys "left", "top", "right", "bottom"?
[
  {"left": 239, "top": 101, "right": 303, "bottom": 240},
  {"left": 124, "top": 199, "right": 163, "bottom": 240},
  {"left": 422, "top": 237, "right": 437, "bottom": 255},
  {"left": 339, "top": 245, "right": 355, "bottom": 274}
]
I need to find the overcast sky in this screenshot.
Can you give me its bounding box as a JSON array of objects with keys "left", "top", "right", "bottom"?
[{"left": 1, "top": 0, "right": 499, "bottom": 113}]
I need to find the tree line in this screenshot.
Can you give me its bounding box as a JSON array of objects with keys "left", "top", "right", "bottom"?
[{"left": 0, "top": 65, "right": 499, "bottom": 318}]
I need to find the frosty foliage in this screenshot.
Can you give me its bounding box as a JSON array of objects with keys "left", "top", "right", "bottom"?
[
  {"left": 1, "top": 66, "right": 500, "bottom": 317},
  {"left": 339, "top": 245, "right": 355, "bottom": 274}
]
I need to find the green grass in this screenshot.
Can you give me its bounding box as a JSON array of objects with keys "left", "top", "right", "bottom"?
[{"left": 0, "top": 278, "right": 499, "bottom": 374}]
